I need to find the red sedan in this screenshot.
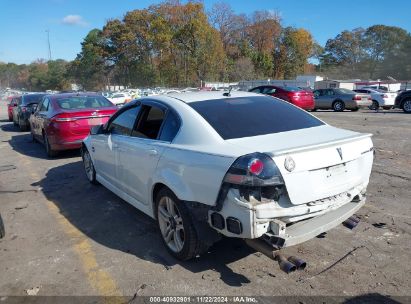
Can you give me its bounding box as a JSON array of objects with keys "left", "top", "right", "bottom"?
[
  {"left": 7, "top": 96, "right": 20, "bottom": 121},
  {"left": 249, "top": 85, "right": 315, "bottom": 110},
  {"left": 30, "top": 92, "right": 118, "bottom": 157}
]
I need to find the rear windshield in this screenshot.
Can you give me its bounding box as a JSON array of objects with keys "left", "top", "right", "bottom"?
[
  {"left": 22, "top": 94, "right": 45, "bottom": 105},
  {"left": 283, "top": 86, "right": 303, "bottom": 92},
  {"left": 189, "top": 96, "right": 324, "bottom": 140},
  {"left": 55, "top": 95, "right": 114, "bottom": 109}
]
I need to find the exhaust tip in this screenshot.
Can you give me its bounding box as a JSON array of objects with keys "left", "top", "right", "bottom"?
[
  {"left": 279, "top": 260, "right": 296, "bottom": 273},
  {"left": 343, "top": 218, "right": 359, "bottom": 229},
  {"left": 288, "top": 256, "right": 307, "bottom": 270}
]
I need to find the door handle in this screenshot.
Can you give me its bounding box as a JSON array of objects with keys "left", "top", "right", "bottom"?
[{"left": 147, "top": 149, "right": 158, "bottom": 156}]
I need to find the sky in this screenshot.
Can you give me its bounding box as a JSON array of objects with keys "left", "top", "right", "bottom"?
[{"left": 0, "top": 0, "right": 410, "bottom": 64}]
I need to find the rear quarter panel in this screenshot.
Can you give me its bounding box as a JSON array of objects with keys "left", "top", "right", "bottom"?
[{"left": 153, "top": 146, "right": 235, "bottom": 206}]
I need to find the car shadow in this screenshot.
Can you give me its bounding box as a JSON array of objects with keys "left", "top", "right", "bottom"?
[
  {"left": 8, "top": 133, "right": 81, "bottom": 160},
  {"left": 34, "top": 160, "right": 253, "bottom": 286},
  {"left": 342, "top": 293, "right": 403, "bottom": 304},
  {"left": 1, "top": 122, "right": 21, "bottom": 133}
]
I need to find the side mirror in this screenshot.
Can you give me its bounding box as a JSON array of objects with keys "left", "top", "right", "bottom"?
[
  {"left": 31, "top": 105, "right": 38, "bottom": 114},
  {"left": 90, "top": 124, "right": 105, "bottom": 135}
]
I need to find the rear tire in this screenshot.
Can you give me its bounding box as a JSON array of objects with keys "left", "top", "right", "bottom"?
[
  {"left": 402, "top": 99, "right": 411, "bottom": 113},
  {"left": 155, "top": 188, "right": 209, "bottom": 261},
  {"left": 369, "top": 100, "right": 379, "bottom": 111},
  {"left": 43, "top": 133, "right": 58, "bottom": 158},
  {"left": 82, "top": 148, "right": 98, "bottom": 184},
  {"left": 351, "top": 108, "right": 359, "bottom": 112},
  {"left": 18, "top": 117, "right": 28, "bottom": 131},
  {"left": 332, "top": 100, "right": 345, "bottom": 112}
]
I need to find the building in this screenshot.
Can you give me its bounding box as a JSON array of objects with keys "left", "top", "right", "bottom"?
[{"left": 314, "top": 80, "right": 356, "bottom": 90}]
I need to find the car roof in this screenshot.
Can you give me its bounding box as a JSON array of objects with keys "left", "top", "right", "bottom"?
[{"left": 165, "top": 91, "right": 261, "bottom": 103}]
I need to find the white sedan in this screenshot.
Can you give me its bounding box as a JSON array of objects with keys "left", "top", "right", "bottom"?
[
  {"left": 81, "top": 92, "right": 374, "bottom": 262},
  {"left": 108, "top": 93, "right": 132, "bottom": 106},
  {"left": 354, "top": 88, "right": 397, "bottom": 110}
]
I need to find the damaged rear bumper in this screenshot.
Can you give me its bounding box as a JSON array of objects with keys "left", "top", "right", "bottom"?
[{"left": 208, "top": 184, "right": 367, "bottom": 248}]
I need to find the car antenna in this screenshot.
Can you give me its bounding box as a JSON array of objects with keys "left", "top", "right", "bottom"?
[{"left": 223, "top": 86, "right": 233, "bottom": 97}]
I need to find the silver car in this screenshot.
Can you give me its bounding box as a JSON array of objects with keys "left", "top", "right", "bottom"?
[{"left": 313, "top": 88, "right": 372, "bottom": 111}]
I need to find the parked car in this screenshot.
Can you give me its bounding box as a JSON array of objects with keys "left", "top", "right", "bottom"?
[
  {"left": 313, "top": 88, "right": 372, "bottom": 111},
  {"left": 12, "top": 93, "right": 46, "bottom": 131},
  {"left": 394, "top": 90, "right": 411, "bottom": 113},
  {"left": 30, "top": 92, "right": 118, "bottom": 157},
  {"left": 354, "top": 89, "right": 396, "bottom": 110},
  {"left": 108, "top": 93, "right": 132, "bottom": 105},
  {"left": 7, "top": 96, "right": 19, "bottom": 122},
  {"left": 82, "top": 91, "right": 374, "bottom": 262},
  {"left": 249, "top": 86, "right": 314, "bottom": 110}
]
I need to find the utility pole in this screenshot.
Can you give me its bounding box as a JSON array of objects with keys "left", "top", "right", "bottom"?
[{"left": 46, "top": 29, "right": 52, "bottom": 61}]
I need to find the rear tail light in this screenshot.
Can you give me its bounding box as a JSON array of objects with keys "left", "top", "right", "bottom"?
[
  {"left": 382, "top": 94, "right": 388, "bottom": 98},
  {"left": 223, "top": 153, "right": 283, "bottom": 187},
  {"left": 21, "top": 106, "right": 27, "bottom": 112},
  {"left": 216, "top": 153, "right": 285, "bottom": 208},
  {"left": 352, "top": 95, "right": 362, "bottom": 101},
  {"left": 51, "top": 113, "right": 77, "bottom": 122}
]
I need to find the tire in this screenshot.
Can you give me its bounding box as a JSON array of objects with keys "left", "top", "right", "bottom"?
[
  {"left": 332, "top": 100, "right": 345, "bottom": 112},
  {"left": 31, "top": 132, "right": 37, "bottom": 143},
  {"left": 0, "top": 214, "right": 5, "bottom": 239},
  {"left": 82, "top": 148, "right": 98, "bottom": 184},
  {"left": 43, "top": 133, "right": 58, "bottom": 158},
  {"left": 369, "top": 100, "right": 379, "bottom": 111},
  {"left": 8, "top": 116, "right": 12, "bottom": 122},
  {"left": 18, "top": 117, "right": 28, "bottom": 131},
  {"left": 351, "top": 108, "right": 359, "bottom": 112},
  {"left": 402, "top": 99, "right": 411, "bottom": 113},
  {"left": 155, "top": 188, "right": 209, "bottom": 261},
  {"left": 383, "top": 106, "right": 392, "bottom": 110}
]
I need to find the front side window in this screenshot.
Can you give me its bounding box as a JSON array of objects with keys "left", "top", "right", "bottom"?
[
  {"left": 132, "top": 105, "right": 165, "bottom": 139},
  {"left": 189, "top": 96, "right": 324, "bottom": 140},
  {"left": 109, "top": 106, "right": 140, "bottom": 136}
]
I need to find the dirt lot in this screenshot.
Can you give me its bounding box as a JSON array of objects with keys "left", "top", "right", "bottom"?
[{"left": 0, "top": 103, "right": 410, "bottom": 301}]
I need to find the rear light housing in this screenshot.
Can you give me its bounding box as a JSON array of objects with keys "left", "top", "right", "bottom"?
[
  {"left": 224, "top": 152, "right": 284, "bottom": 187},
  {"left": 352, "top": 95, "right": 362, "bottom": 101},
  {"left": 215, "top": 153, "right": 285, "bottom": 209},
  {"left": 21, "top": 106, "right": 27, "bottom": 112},
  {"left": 382, "top": 94, "right": 388, "bottom": 98},
  {"left": 51, "top": 113, "right": 77, "bottom": 122}
]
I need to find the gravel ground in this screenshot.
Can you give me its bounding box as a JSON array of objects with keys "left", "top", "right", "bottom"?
[{"left": 0, "top": 104, "right": 410, "bottom": 302}]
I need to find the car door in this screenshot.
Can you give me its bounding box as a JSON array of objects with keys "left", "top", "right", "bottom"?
[
  {"left": 92, "top": 105, "right": 141, "bottom": 190},
  {"left": 32, "top": 98, "right": 50, "bottom": 140},
  {"left": 313, "top": 90, "right": 326, "bottom": 108},
  {"left": 116, "top": 102, "right": 179, "bottom": 205}
]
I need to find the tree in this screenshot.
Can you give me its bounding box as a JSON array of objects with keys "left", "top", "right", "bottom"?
[{"left": 69, "top": 29, "right": 107, "bottom": 90}]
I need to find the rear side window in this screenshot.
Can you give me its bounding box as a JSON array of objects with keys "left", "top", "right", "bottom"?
[
  {"left": 39, "top": 98, "right": 50, "bottom": 111},
  {"left": 56, "top": 96, "right": 113, "bottom": 109},
  {"left": 158, "top": 111, "right": 180, "bottom": 142},
  {"left": 189, "top": 96, "right": 324, "bottom": 140}
]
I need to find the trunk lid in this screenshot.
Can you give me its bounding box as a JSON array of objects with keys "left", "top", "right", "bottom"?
[
  {"left": 53, "top": 108, "right": 117, "bottom": 136},
  {"left": 226, "top": 125, "right": 374, "bottom": 205}
]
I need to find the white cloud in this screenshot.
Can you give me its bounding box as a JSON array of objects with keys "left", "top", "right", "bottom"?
[{"left": 61, "top": 15, "right": 88, "bottom": 27}]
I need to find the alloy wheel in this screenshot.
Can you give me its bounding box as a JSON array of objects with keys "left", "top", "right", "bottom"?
[
  {"left": 157, "top": 196, "right": 185, "bottom": 253},
  {"left": 403, "top": 100, "right": 411, "bottom": 113}
]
